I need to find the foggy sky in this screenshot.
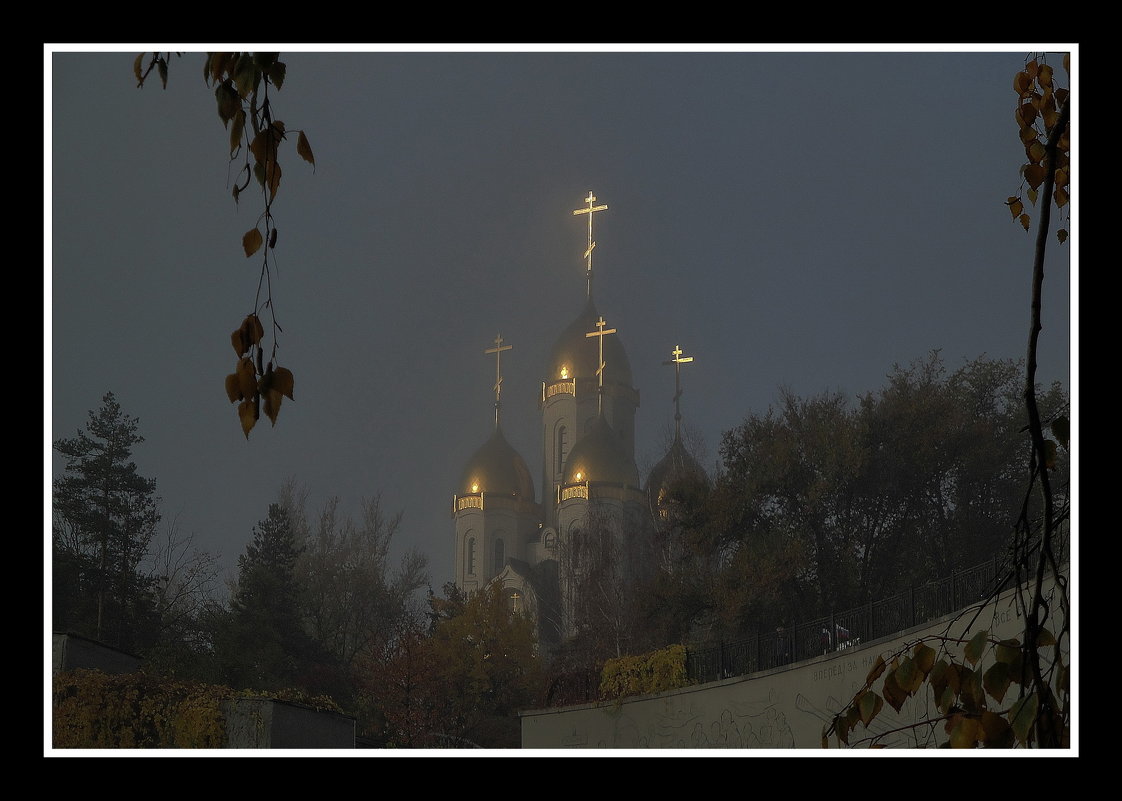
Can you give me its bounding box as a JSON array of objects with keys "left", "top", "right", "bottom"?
[{"left": 48, "top": 45, "right": 1077, "bottom": 600}]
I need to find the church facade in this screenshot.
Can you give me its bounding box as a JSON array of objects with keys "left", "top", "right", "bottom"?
[{"left": 450, "top": 192, "right": 708, "bottom": 654}]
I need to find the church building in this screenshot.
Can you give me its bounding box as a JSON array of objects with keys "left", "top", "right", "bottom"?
[{"left": 450, "top": 192, "right": 709, "bottom": 654}]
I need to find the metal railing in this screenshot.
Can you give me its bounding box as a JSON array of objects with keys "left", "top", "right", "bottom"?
[{"left": 685, "top": 545, "right": 1067, "bottom": 684}]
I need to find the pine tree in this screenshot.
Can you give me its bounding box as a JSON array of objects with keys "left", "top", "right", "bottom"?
[
  {"left": 53, "top": 391, "right": 161, "bottom": 651},
  {"left": 219, "top": 502, "right": 312, "bottom": 691}
]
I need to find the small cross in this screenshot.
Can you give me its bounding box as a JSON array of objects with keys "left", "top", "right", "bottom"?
[
  {"left": 485, "top": 334, "right": 513, "bottom": 427},
  {"left": 573, "top": 191, "right": 608, "bottom": 297},
  {"left": 585, "top": 316, "right": 617, "bottom": 415},
  {"left": 663, "top": 344, "right": 695, "bottom": 438}
]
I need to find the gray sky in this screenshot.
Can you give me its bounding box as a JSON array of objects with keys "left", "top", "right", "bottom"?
[{"left": 47, "top": 45, "right": 1077, "bottom": 597}]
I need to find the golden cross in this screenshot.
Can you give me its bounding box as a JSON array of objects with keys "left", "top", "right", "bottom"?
[
  {"left": 572, "top": 191, "right": 608, "bottom": 298},
  {"left": 485, "top": 334, "right": 513, "bottom": 428},
  {"left": 585, "top": 315, "right": 617, "bottom": 415},
  {"left": 662, "top": 344, "right": 694, "bottom": 439}
]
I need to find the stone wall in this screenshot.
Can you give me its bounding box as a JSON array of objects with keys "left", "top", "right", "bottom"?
[{"left": 519, "top": 567, "right": 1069, "bottom": 749}]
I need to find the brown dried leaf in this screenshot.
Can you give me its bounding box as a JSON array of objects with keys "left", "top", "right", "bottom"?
[
  {"left": 1007, "top": 199, "right": 1023, "bottom": 219},
  {"left": 236, "top": 356, "right": 257, "bottom": 400},
  {"left": 272, "top": 366, "right": 295, "bottom": 400},
  {"left": 224, "top": 373, "right": 241, "bottom": 403},
  {"left": 230, "top": 109, "right": 246, "bottom": 155},
  {"left": 243, "top": 228, "right": 263, "bottom": 258},
  {"left": 297, "top": 131, "right": 316, "bottom": 169},
  {"left": 1024, "top": 164, "right": 1047, "bottom": 190},
  {"left": 133, "top": 53, "right": 145, "bottom": 83},
  {"left": 238, "top": 398, "right": 258, "bottom": 438},
  {"left": 1019, "top": 213, "right": 1031, "bottom": 231},
  {"left": 263, "top": 387, "right": 283, "bottom": 425}
]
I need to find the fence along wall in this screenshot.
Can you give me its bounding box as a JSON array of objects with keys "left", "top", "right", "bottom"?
[{"left": 519, "top": 565, "right": 1068, "bottom": 749}]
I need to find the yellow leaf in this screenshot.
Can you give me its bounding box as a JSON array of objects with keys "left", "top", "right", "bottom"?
[
  {"left": 979, "top": 710, "right": 1013, "bottom": 747},
  {"left": 231, "top": 326, "right": 246, "bottom": 357},
  {"left": 1013, "top": 71, "right": 1031, "bottom": 95},
  {"left": 912, "top": 642, "right": 936, "bottom": 675},
  {"left": 1009, "top": 694, "right": 1038, "bottom": 744},
  {"left": 236, "top": 356, "right": 257, "bottom": 400},
  {"left": 1053, "top": 186, "right": 1068, "bottom": 208},
  {"left": 947, "top": 715, "right": 980, "bottom": 748},
  {"left": 263, "top": 387, "right": 283, "bottom": 425},
  {"left": 1019, "top": 213, "right": 1031, "bottom": 231},
  {"left": 243, "top": 228, "right": 263, "bottom": 258},
  {"left": 297, "top": 131, "right": 316, "bottom": 169},
  {"left": 983, "top": 661, "right": 1011, "bottom": 703},
  {"left": 238, "top": 398, "right": 258, "bottom": 438},
  {"left": 133, "top": 53, "right": 145, "bottom": 83},
  {"left": 245, "top": 314, "right": 264, "bottom": 346},
  {"left": 864, "top": 654, "right": 886, "bottom": 687},
  {"left": 964, "top": 629, "right": 989, "bottom": 666},
  {"left": 272, "top": 366, "right": 295, "bottom": 400},
  {"left": 1007, "top": 199, "right": 1023, "bottom": 219},
  {"left": 1038, "top": 63, "right": 1053, "bottom": 89},
  {"left": 1026, "top": 140, "right": 1046, "bottom": 164},
  {"left": 215, "top": 80, "right": 240, "bottom": 127},
  {"left": 224, "top": 373, "right": 241, "bottom": 403},
  {"left": 858, "top": 690, "right": 883, "bottom": 727},
  {"left": 1024, "top": 164, "right": 1046, "bottom": 190}
]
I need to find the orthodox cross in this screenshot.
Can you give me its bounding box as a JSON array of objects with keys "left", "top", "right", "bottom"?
[
  {"left": 485, "top": 334, "right": 512, "bottom": 428},
  {"left": 585, "top": 315, "right": 616, "bottom": 416},
  {"left": 662, "top": 344, "right": 694, "bottom": 440},
  {"left": 572, "top": 191, "right": 608, "bottom": 298}
]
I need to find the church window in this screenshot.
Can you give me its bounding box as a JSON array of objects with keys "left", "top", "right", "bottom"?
[
  {"left": 556, "top": 424, "right": 568, "bottom": 474},
  {"left": 467, "top": 537, "right": 477, "bottom": 575},
  {"left": 494, "top": 538, "right": 505, "bottom": 573}
]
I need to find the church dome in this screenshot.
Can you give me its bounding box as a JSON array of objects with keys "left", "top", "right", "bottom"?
[
  {"left": 646, "top": 436, "right": 710, "bottom": 512},
  {"left": 562, "top": 416, "right": 639, "bottom": 488},
  {"left": 546, "top": 297, "right": 633, "bottom": 386},
  {"left": 459, "top": 426, "right": 535, "bottom": 501}
]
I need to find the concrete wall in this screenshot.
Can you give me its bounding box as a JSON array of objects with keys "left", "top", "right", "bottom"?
[
  {"left": 520, "top": 568, "right": 1069, "bottom": 749},
  {"left": 52, "top": 632, "right": 141, "bottom": 676},
  {"left": 222, "top": 697, "right": 356, "bottom": 749}
]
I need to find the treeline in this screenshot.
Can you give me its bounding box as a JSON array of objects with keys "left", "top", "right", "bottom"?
[
  {"left": 51, "top": 351, "right": 1069, "bottom": 745},
  {"left": 51, "top": 394, "right": 540, "bottom": 747},
  {"left": 627, "top": 351, "right": 1070, "bottom": 653}
]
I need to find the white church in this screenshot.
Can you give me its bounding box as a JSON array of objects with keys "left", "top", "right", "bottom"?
[{"left": 450, "top": 192, "right": 709, "bottom": 653}]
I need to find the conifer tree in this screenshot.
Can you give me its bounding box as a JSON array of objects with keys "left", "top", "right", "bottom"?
[{"left": 53, "top": 391, "right": 161, "bottom": 651}]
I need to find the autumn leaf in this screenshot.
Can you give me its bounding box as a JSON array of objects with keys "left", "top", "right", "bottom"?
[
  {"left": 215, "top": 80, "right": 240, "bottom": 127},
  {"left": 236, "top": 356, "right": 257, "bottom": 400},
  {"left": 857, "top": 690, "right": 883, "bottom": 727},
  {"left": 1057, "top": 229, "right": 1068, "bottom": 243},
  {"left": 912, "top": 642, "right": 936, "bottom": 675},
  {"left": 980, "top": 710, "right": 1013, "bottom": 747},
  {"left": 243, "top": 228, "right": 263, "bottom": 257},
  {"left": 1018, "top": 214, "right": 1031, "bottom": 231},
  {"left": 982, "top": 661, "right": 1011, "bottom": 703},
  {"left": 263, "top": 386, "right": 283, "bottom": 425},
  {"left": 238, "top": 398, "right": 258, "bottom": 438},
  {"left": 224, "top": 373, "right": 241, "bottom": 403},
  {"left": 964, "top": 629, "right": 989, "bottom": 666},
  {"left": 133, "top": 53, "right": 145, "bottom": 83},
  {"left": 297, "top": 131, "right": 316, "bottom": 170},
  {"left": 1024, "top": 163, "right": 1047, "bottom": 190},
  {"left": 1007, "top": 198, "right": 1023, "bottom": 219},
  {"left": 272, "top": 366, "right": 295, "bottom": 400},
  {"left": 1009, "top": 694, "right": 1039, "bottom": 744}
]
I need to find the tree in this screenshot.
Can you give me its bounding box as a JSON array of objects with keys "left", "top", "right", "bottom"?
[
  {"left": 823, "top": 52, "right": 1072, "bottom": 750},
  {"left": 214, "top": 502, "right": 318, "bottom": 693},
  {"left": 53, "top": 391, "right": 161, "bottom": 651},
  {"left": 373, "top": 582, "right": 543, "bottom": 748},
  {"left": 708, "top": 353, "right": 1068, "bottom": 637},
  {"left": 136, "top": 52, "right": 313, "bottom": 439},
  {"left": 278, "top": 480, "right": 429, "bottom": 671}
]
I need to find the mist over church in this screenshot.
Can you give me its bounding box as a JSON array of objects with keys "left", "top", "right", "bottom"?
[{"left": 450, "top": 192, "right": 710, "bottom": 655}]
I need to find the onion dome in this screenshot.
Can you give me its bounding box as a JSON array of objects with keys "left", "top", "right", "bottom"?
[
  {"left": 546, "top": 297, "right": 633, "bottom": 386},
  {"left": 458, "top": 426, "right": 535, "bottom": 501},
  {"left": 646, "top": 436, "right": 710, "bottom": 512},
  {"left": 562, "top": 416, "right": 639, "bottom": 488}
]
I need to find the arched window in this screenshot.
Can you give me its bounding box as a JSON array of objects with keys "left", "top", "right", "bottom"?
[
  {"left": 467, "top": 536, "right": 476, "bottom": 576},
  {"left": 556, "top": 423, "right": 568, "bottom": 475},
  {"left": 494, "top": 538, "right": 505, "bottom": 574}
]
